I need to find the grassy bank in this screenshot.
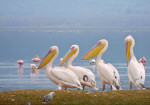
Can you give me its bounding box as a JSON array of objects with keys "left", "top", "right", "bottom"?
[{"left": 0, "top": 89, "right": 150, "bottom": 105}]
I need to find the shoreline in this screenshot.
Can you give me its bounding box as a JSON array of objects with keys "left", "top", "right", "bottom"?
[{"left": 0, "top": 89, "right": 150, "bottom": 105}]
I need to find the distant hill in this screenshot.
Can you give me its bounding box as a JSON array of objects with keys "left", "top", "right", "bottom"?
[{"left": 0, "top": 0, "right": 150, "bottom": 27}]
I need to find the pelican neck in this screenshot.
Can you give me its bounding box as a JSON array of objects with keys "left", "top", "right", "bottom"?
[
  {"left": 67, "top": 50, "right": 79, "bottom": 67},
  {"left": 96, "top": 44, "right": 108, "bottom": 65}
]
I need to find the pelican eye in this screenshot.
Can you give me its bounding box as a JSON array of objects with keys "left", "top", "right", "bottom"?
[
  {"left": 125, "top": 40, "right": 129, "bottom": 44},
  {"left": 97, "top": 41, "right": 102, "bottom": 45},
  {"left": 50, "top": 48, "right": 54, "bottom": 52},
  {"left": 71, "top": 46, "right": 75, "bottom": 50}
]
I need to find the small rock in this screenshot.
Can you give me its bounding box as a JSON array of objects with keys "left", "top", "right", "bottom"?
[{"left": 11, "top": 99, "right": 15, "bottom": 102}]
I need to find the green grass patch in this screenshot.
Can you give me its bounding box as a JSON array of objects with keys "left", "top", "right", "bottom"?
[{"left": 0, "top": 89, "right": 150, "bottom": 105}]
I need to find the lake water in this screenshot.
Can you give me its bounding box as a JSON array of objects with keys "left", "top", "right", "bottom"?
[{"left": 0, "top": 28, "right": 150, "bottom": 91}]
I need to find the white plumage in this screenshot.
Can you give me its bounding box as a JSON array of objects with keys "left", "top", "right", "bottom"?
[
  {"left": 82, "top": 39, "right": 121, "bottom": 91},
  {"left": 97, "top": 61, "right": 121, "bottom": 90},
  {"left": 125, "top": 35, "right": 145, "bottom": 89},
  {"left": 59, "top": 45, "right": 98, "bottom": 90},
  {"left": 38, "top": 46, "right": 82, "bottom": 90}
]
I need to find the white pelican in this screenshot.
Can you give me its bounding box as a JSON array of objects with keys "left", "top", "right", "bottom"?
[
  {"left": 30, "top": 64, "right": 38, "bottom": 70},
  {"left": 125, "top": 35, "right": 145, "bottom": 89},
  {"left": 30, "top": 64, "right": 39, "bottom": 76},
  {"left": 59, "top": 45, "right": 98, "bottom": 90},
  {"left": 38, "top": 46, "right": 82, "bottom": 90},
  {"left": 90, "top": 59, "right": 96, "bottom": 65},
  {"left": 82, "top": 39, "right": 121, "bottom": 91}
]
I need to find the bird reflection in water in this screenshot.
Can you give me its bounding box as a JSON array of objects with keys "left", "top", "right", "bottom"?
[{"left": 17, "top": 66, "right": 24, "bottom": 75}]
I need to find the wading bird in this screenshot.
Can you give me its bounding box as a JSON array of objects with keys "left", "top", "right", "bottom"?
[
  {"left": 82, "top": 40, "right": 121, "bottom": 91},
  {"left": 125, "top": 35, "right": 145, "bottom": 89},
  {"left": 17, "top": 60, "right": 24, "bottom": 66},
  {"left": 59, "top": 45, "right": 98, "bottom": 91},
  {"left": 30, "top": 56, "right": 40, "bottom": 63},
  {"left": 90, "top": 59, "right": 96, "bottom": 65},
  {"left": 138, "top": 57, "right": 146, "bottom": 63}
]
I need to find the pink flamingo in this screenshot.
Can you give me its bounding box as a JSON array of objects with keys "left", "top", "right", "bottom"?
[
  {"left": 17, "top": 60, "right": 24, "bottom": 66},
  {"left": 30, "top": 56, "right": 40, "bottom": 63},
  {"left": 138, "top": 57, "right": 146, "bottom": 63}
]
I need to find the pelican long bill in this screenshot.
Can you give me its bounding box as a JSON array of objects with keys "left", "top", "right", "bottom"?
[
  {"left": 81, "top": 43, "right": 105, "bottom": 60},
  {"left": 59, "top": 49, "right": 77, "bottom": 66},
  {"left": 126, "top": 40, "right": 131, "bottom": 66},
  {"left": 38, "top": 50, "right": 56, "bottom": 69}
]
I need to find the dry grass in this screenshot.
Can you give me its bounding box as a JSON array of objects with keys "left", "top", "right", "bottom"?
[{"left": 0, "top": 89, "right": 150, "bottom": 105}]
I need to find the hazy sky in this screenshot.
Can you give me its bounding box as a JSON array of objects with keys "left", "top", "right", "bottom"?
[{"left": 0, "top": 0, "right": 150, "bottom": 27}]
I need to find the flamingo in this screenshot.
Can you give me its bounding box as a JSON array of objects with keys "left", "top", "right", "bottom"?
[
  {"left": 17, "top": 60, "right": 24, "bottom": 66},
  {"left": 125, "top": 35, "right": 146, "bottom": 89},
  {"left": 138, "top": 57, "right": 146, "bottom": 63},
  {"left": 31, "top": 56, "right": 40, "bottom": 62},
  {"left": 82, "top": 39, "right": 121, "bottom": 91},
  {"left": 59, "top": 45, "right": 98, "bottom": 90},
  {"left": 38, "top": 46, "right": 82, "bottom": 90}
]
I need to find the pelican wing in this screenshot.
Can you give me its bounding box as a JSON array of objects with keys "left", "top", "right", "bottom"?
[
  {"left": 50, "top": 67, "right": 79, "bottom": 85},
  {"left": 68, "top": 66, "right": 98, "bottom": 89},
  {"left": 97, "top": 62, "right": 121, "bottom": 90},
  {"left": 139, "top": 62, "right": 146, "bottom": 71},
  {"left": 107, "top": 63, "right": 120, "bottom": 83},
  {"left": 97, "top": 63, "right": 115, "bottom": 83},
  {"left": 69, "top": 66, "right": 95, "bottom": 80},
  {"left": 128, "top": 60, "right": 145, "bottom": 88},
  {"left": 139, "top": 62, "right": 146, "bottom": 83},
  {"left": 129, "top": 61, "right": 144, "bottom": 81}
]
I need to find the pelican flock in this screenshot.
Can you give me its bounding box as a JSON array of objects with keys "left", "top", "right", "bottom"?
[
  {"left": 33, "top": 35, "right": 147, "bottom": 91},
  {"left": 38, "top": 46, "right": 82, "bottom": 90},
  {"left": 82, "top": 39, "right": 122, "bottom": 91}
]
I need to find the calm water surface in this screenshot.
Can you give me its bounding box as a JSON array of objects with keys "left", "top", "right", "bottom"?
[{"left": 0, "top": 29, "right": 150, "bottom": 91}]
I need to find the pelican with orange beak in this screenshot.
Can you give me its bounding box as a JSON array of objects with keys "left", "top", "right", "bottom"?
[
  {"left": 82, "top": 39, "right": 121, "bottom": 91},
  {"left": 38, "top": 46, "right": 82, "bottom": 90},
  {"left": 59, "top": 45, "right": 98, "bottom": 90},
  {"left": 125, "top": 35, "right": 145, "bottom": 89}
]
